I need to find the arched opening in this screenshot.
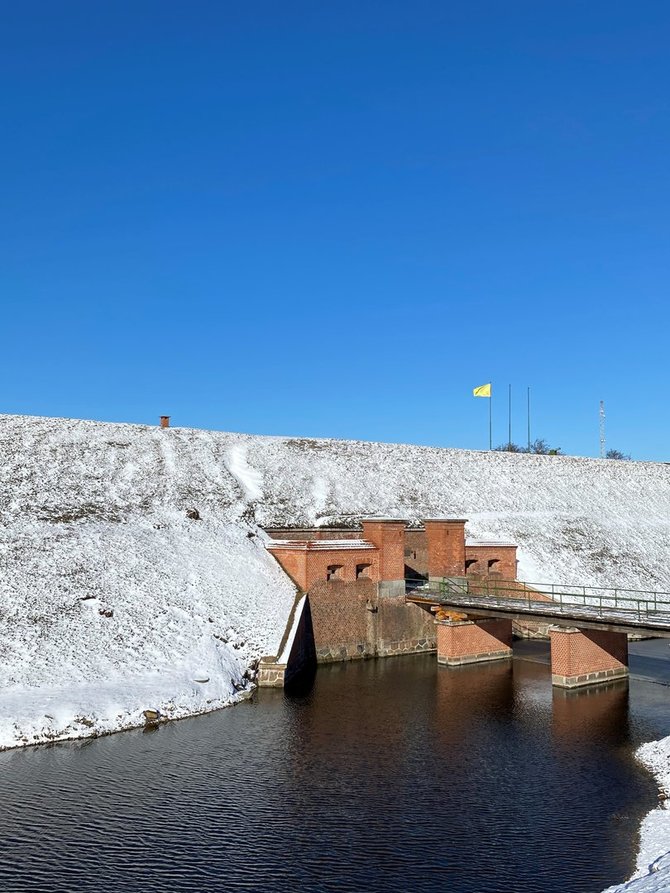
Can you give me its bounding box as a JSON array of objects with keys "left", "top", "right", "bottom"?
[
  {"left": 488, "top": 558, "right": 500, "bottom": 571},
  {"left": 465, "top": 559, "right": 479, "bottom": 575},
  {"left": 356, "top": 563, "right": 372, "bottom": 580}
]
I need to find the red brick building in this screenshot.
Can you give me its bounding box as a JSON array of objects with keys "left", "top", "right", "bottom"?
[
  {"left": 262, "top": 520, "right": 631, "bottom": 692},
  {"left": 260, "top": 518, "right": 520, "bottom": 671},
  {"left": 265, "top": 517, "right": 518, "bottom": 590}
]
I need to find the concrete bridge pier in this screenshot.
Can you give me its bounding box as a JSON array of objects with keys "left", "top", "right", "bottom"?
[
  {"left": 549, "top": 626, "right": 629, "bottom": 688},
  {"left": 436, "top": 618, "right": 513, "bottom": 666}
]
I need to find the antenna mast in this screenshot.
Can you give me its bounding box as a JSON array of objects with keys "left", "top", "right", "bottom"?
[{"left": 599, "top": 400, "right": 606, "bottom": 458}]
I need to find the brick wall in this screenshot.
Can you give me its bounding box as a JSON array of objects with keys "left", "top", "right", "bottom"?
[
  {"left": 436, "top": 619, "right": 513, "bottom": 665},
  {"left": 264, "top": 528, "right": 362, "bottom": 541},
  {"left": 309, "top": 579, "right": 374, "bottom": 661},
  {"left": 305, "top": 547, "right": 380, "bottom": 587},
  {"left": 268, "top": 545, "right": 380, "bottom": 590},
  {"left": 361, "top": 520, "right": 406, "bottom": 581},
  {"left": 467, "top": 577, "right": 553, "bottom": 602},
  {"left": 267, "top": 548, "right": 307, "bottom": 589},
  {"left": 425, "top": 520, "right": 467, "bottom": 578},
  {"left": 266, "top": 525, "right": 521, "bottom": 585},
  {"left": 465, "top": 545, "right": 517, "bottom": 580},
  {"left": 377, "top": 597, "right": 437, "bottom": 656},
  {"left": 404, "top": 529, "right": 429, "bottom": 578},
  {"left": 551, "top": 628, "right": 628, "bottom": 676},
  {"left": 308, "top": 579, "right": 436, "bottom": 663}
]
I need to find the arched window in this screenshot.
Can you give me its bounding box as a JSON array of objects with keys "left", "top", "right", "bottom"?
[
  {"left": 465, "top": 559, "right": 479, "bottom": 574},
  {"left": 488, "top": 558, "right": 500, "bottom": 571},
  {"left": 356, "top": 563, "right": 372, "bottom": 579}
]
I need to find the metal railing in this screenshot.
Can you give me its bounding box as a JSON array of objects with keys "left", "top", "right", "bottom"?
[{"left": 406, "top": 577, "right": 670, "bottom": 630}]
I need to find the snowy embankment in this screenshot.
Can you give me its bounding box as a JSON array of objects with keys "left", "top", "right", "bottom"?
[
  {"left": 1, "top": 415, "right": 669, "bottom": 767},
  {"left": 0, "top": 416, "right": 298, "bottom": 750},
  {"left": 2, "top": 416, "right": 670, "bottom": 886},
  {"left": 603, "top": 738, "right": 670, "bottom": 893}
]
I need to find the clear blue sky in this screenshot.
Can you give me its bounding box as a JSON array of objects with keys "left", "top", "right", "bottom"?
[{"left": 2, "top": 2, "right": 668, "bottom": 459}]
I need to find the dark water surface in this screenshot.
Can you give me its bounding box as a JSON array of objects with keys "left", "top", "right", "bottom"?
[{"left": 1, "top": 650, "right": 669, "bottom": 893}]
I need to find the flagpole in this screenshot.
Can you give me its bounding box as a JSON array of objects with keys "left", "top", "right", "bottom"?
[
  {"left": 527, "top": 387, "right": 531, "bottom": 452},
  {"left": 508, "top": 384, "right": 512, "bottom": 448},
  {"left": 489, "top": 391, "right": 492, "bottom": 450}
]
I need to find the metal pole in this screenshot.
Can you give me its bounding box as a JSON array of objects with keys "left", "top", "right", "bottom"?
[
  {"left": 527, "top": 387, "right": 531, "bottom": 452},
  {"left": 508, "top": 384, "right": 512, "bottom": 447},
  {"left": 489, "top": 391, "right": 492, "bottom": 450}
]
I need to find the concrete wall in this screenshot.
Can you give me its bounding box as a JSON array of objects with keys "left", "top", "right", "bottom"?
[{"left": 257, "top": 594, "right": 317, "bottom": 687}]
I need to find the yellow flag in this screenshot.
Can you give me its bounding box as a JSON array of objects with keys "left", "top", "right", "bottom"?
[{"left": 473, "top": 383, "right": 491, "bottom": 398}]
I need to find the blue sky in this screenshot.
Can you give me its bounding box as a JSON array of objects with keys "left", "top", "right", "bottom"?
[{"left": 2, "top": 2, "right": 668, "bottom": 459}]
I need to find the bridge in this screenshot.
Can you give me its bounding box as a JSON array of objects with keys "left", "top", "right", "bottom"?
[{"left": 406, "top": 578, "right": 670, "bottom": 689}]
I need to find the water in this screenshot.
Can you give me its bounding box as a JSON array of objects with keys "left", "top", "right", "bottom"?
[{"left": 0, "top": 651, "right": 669, "bottom": 893}]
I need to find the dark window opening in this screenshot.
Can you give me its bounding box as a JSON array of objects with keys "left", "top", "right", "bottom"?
[
  {"left": 356, "top": 563, "right": 372, "bottom": 580},
  {"left": 326, "top": 564, "right": 344, "bottom": 581},
  {"left": 488, "top": 559, "right": 500, "bottom": 570},
  {"left": 465, "top": 559, "right": 479, "bottom": 572}
]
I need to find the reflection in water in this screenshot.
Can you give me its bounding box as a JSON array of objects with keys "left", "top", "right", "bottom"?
[
  {"left": 0, "top": 654, "right": 667, "bottom": 893},
  {"left": 552, "top": 680, "right": 631, "bottom": 745}
]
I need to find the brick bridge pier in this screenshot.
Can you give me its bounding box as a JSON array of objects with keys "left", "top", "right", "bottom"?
[{"left": 434, "top": 617, "right": 629, "bottom": 688}]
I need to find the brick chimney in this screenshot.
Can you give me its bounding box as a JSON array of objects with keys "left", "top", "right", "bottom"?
[{"left": 160, "top": 416, "right": 170, "bottom": 428}]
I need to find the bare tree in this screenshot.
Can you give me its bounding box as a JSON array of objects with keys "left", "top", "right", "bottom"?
[
  {"left": 493, "top": 438, "right": 563, "bottom": 455},
  {"left": 605, "top": 449, "right": 632, "bottom": 460}
]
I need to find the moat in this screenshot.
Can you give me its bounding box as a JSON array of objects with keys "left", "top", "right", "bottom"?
[{"left": 1, "top": 645, "right": 669, "bottom": 893}]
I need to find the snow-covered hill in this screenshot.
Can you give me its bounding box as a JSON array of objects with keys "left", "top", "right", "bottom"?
[{"left": 1, "top": 413, "right": 669, "bottom": 752}]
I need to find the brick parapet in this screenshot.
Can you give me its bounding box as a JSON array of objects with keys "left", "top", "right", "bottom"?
[
  {"left": 266, "top": 523, "right": 521, "bottom": 591},
  {"left": 264, "top": 528, "right": 362, "bottom": 541},
  {"left": 268, "top": 544, "right": 380, "bottom": 590},
  {"left": 465, "top": 544, "right": 517, "bottom": 580}
]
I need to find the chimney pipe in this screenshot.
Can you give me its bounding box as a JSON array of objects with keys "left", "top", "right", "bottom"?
[{"left": 160, "top": 416, "right": 170, "bottom": 428}]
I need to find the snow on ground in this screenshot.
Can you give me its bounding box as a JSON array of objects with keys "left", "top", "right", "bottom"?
[
  {"left": 0, "top": 416, "right": 297, "bottom": 750},
  {"left": 1, "top": 413, "right": 670, "bottom": 762},
  {"left": 603, "top": 737, "right": 670, "bottom": 892}
]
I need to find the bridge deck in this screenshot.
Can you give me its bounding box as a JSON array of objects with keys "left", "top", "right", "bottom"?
[{"left": 407, "top": 587, "right": 670, "bottom": 637}]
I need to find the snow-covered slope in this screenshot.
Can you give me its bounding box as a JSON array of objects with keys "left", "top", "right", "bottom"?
[
  {"left": 245, "top": 434, "right": 670, "bottom": 591},
  {"left": 1, "top": 413, "right": 669, "bottom": 754},
  {"left": 0, "top": 415, "right": 300, "bottom": 750}
]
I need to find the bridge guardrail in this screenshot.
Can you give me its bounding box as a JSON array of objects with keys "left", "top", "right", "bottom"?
[{"left": 406, "top": 577, "right": 670, "bottom": 629}]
